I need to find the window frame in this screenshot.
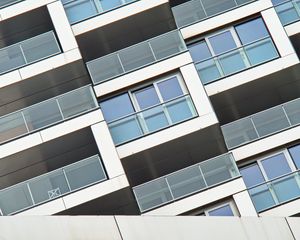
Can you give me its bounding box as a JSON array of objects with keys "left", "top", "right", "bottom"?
[{"left": 204, "top": 200, "right": 239, "bottom": 216}]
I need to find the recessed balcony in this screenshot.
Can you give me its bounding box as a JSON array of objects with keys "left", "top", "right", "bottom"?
[
  {"left": 87, "top": 30, "right": 187, "bottom": 85},
  {"left": 172, "top": 0, "right": 256, "bottom": 28},
  {"left": 133, "top": 153, "right": 239, "bottom": 212},
  {"left": 0, "top": 155, "right": 107, "bottom": 216},
  {"left": 62, "top": 0, "right": 139, "bottom": 24},
  {"left": 0, "top": 86, "right": 98, "bottom": 144},
  {"left": 222, "top": 98, "right": 300, "bottom": 150}
]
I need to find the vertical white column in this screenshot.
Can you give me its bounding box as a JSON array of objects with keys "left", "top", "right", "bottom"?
[
  {"left": 233, "top": 191, "right": 258, "bottom": 217},
  {"left": 47, "top": 1, "right": 78, "bottom": 52},
  {"left": 91, "top": 121, "right": 125, "bottom": 179}
]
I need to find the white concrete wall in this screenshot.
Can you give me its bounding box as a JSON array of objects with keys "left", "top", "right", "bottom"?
[{"left": 0, "top": 216, "right": 298, "bottom": 240}]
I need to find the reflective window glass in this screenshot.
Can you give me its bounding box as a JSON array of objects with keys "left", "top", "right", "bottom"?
[
  {"left": 235, "top": 18, "right": 269, "bottom": 45},
  {"left": 261, "top": 153, "right": 292, "bottom": 180},
  {"left": 271, "top": 0, "right": 288, "bottom": 5},
  {"left": 209, "top": 31, "right": 237, "bottom": 55},
  {"left": 208, "top": 204, "right": 234, "bottom": 216},
  {"left": 240, "top": 164, "right": 265, "bottom": 188},
  {"left": 157, "top": 77, "right": 183, "bottom": 101},
  {"left": 188, "top": 41, "right": 212, "bottom": 62},
  {"left": 289, "top": 145, "right": 300, "bottom": 169},
  {"left": 134, "top": 86, "right": 160, "bottom": 110},
  {"left": 100, "top": 93, "right": 134, "bottom": 122}
]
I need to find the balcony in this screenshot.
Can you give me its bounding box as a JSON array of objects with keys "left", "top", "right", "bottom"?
[
  {"left": 0, "top": 155, "right": 107, "bottom": 216},
  {"left": 195, "top": 37, "right": 279, "bottom": 85},
  {"left": 172, "top": 0, "right": 255, "bottom": 28},
  {"left": 0, "top": 0, "right": 22, "bottom": 9},
  {"left": 273, "top": 0, "right": 300, "bottom": 26},
  {"left": 0, "top": 31, "right": 61, "bottom": 76},
  {"left": 248, "top": 170, "right": 300, "bottom": 212},
  {"left": 107, "top": 95, "right": 197, "bottom": 146},
  {"left": 133, "top": 153, "right": 239, "bottom": 212},
  {"left": 62, "top": 0, "right": 139, "bottom": 24},
  {"left": 0, "top": 86, "right": 98, "bottom": 144},
  {"left": 87, "top": 30, "right": 187, "bottom": 85},
  {"left": 222, "top": 98, "right": 300, "bottom": 150}
]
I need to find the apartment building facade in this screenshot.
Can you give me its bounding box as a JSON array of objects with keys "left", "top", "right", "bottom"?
[{"left": 0, "top": 0, "right": 299, "bottom": 220}]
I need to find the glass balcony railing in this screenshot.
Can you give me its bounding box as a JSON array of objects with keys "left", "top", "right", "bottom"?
[
  {"left": 273, "top": 0, "right": 300, "bottom": 26},
  {"left": 222, "top": 98, "right": 300, "bottom": 150},
  {"left": 62, "top": 0, "right": 139, "bottom": 24},
  {"left": 133, "top": 153, "right": 239, "bottom": 212},
  {"left": 172, "top": 0, "right": 255, "bottom": 28},
  {"left": 0, "top": 0, "right": 23, "bottom": 9},
  {"left": 87, "top": 30, "right": 187, "bottom": 85},
  {"left": 195, "top": 37, "right": 279, "bottom": 85},
  {"left": 0, "top": 86, "right": 98, "bottom": 144},
  {"left": 0, "top": 155, "right": 107, "bottom": 216},
  {"left": 108, "top": 95, "right": 197, "bottom": 146},
  {"left": 0, "top": 31, "right": 61, "bottom": 75},
  {"left": 248, "top": 170, "right": 300, "bottom": 212}
]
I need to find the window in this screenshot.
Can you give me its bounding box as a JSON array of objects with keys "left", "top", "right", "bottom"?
[
  {"left": 241, "top": 149, "right": 300, "bottom": 212},
  {"left": 188, "top": 17, "right": 278, "bottom": 84},
  {"left": 289, "top": 144, "right": 300, "bottom": 169},
  {"left": 100, "top": 74, "right": 197, "bottom": 145},
  {"left": 272, "top": 0, "right": 300, "bottom": 26},
  {"left": 205, "top": 201, "right": 239, "bottom": 216}
]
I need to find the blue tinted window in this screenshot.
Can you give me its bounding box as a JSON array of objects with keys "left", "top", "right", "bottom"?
[
  {"left": 261, "top": 153, "right": 292, "bottom": 180},
  {"left": 209, "top": 31, "right": 237, "bottom": 55},
  {"left": 240, "top": 164, "right": 265, "bottom": 188},
  {"left": 188, "top": 41, "right": 212, "bottom": 62},
  {"left": 271, "top": 0, "right": 288, "bottom": 5},
  {"left": 289, "top": 145, "right": 300, "bottom": 169},
  {"left": 100, "top": 0, "right": 122, "bottom": 11},
  {"left": 235, "top": 18, "right": 269, "bottom": 45},
  {"left": 157, "top": 77, "right": 184, "bottom": 101},
  {"left": 208, "top": 204, "right": 234, "bottom": 216},
  {"left": 134, "top": 86, "right": 160, "bottom": 110},
  {"left": 100, "top": 93, "right": 134, "bottom": 122}
]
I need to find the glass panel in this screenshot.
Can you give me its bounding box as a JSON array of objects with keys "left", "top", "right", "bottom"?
[
  {"left": 249, "top": 184, "right": 276, "bottom": 212},
  {"left": 222, "top": 118, "right": 258, "bottom": 149},
  {"left": 196, "top": 58, "right": 222, "bottom": 84},
  {"left": 165, "top": 96, "right": 196, "bottom": 124},
  {"left": 134, "top": 178, "right": 173, "bottom": 212},
  {"left": 202, "top": 0, "right": 236, "bottom": 16},
  {"left": 218, "top": 49, "right": 247, "bottom": 75},
  {"left": 240, "top": 164, "right": 265, "bottom": 188},
  {"left": 134, "top": 86, "right": 160, "bottom": 110},
  {"left": 200, "top": 154, "right": 238, "bottom": 186},
  {"left": 150, "top": 31, "right": 186, "bottom": 60},
  {"left": 23, "top": 99, "right": 63, "bottom": 131},
  {"left": 58, "top": 87, "right": 97, "bottom": 119},
  {"left": 261, "top": 153, "right": 292, "bottom": 180},
  {"left": 100, "top": 93, "right": 135, "bottom": 122},
  {"left": 166, "top": 166, "right": 206, "bottom": 199},
  {"left": 157, "top": 76, "right": 183, "bottom": 101},
  {"left": 0, "top": 0, "right": 22, "bottom": 8},
  {"left": 0, "top": 184, "right": 33, "bottom": 215},
  {"left": 284, "top": 98, "right": 300, "bottom": 125},
  {"left": 252, "top": 106, "right": 290, "bottom": 137},
  {"left": 245, "top": 38, "right": 278, "bottom": 66},
  {"left": 87, "top": 53, "right": 124, "bottom": 83},
  {"left": 272, "top": 174, "right": 300, "bottom": 203},
  {"left": 100, "top": 0, "right": 122, "bottom": 11},
  {"left": 63, "top": 0, "right": 99, "bottom": 24},
  {"left": 119, "top": 42, "right": 155, "bottom": 72},
  {"left": 276, "top": 2, "right": 300, "bottom": 25},
  {"left": 172, "top": 0, "right": 206, "bottom": 27},
  {"left": 109, "top": 115, "right": 143, "bottom": 144},
  {"left": 188, "top": 41, "right": 212, "bottom": 63},
  {"left": 21, "top": 32, "right": 60, "bottom": 64},
  {"left": 138, "top": 105, "right": 169, "bottom": 133},
  {"left": 208, "top": 204, "right": 234, "bottom": 216},
  {"left": 0, "top": 112, "right": 28, "bottom": 143},
  {"left": 235, "top": 18, "right": 269, "bottom": 45},
  {"left": 272, "top": 0, "right": 288, "bottom": 5},
  {"left": 209, "top": 31, "right": 237, "bottom": 55},
  {"left": 64, "top": 156, "right": 106, "bottom": 191},
  {"left": 28, "top": 170, "right": 70, "bottom": 204},
  {"left": 288, "top": 144, "right": 300, "bottom": 169},
  {"left": 0, "top": 45, "right": 26, "bottom": 74}
]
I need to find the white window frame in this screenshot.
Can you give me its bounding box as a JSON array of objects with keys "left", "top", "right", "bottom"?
[{"left": 205, "top": 200, "right": 239, "bottom": 216}]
